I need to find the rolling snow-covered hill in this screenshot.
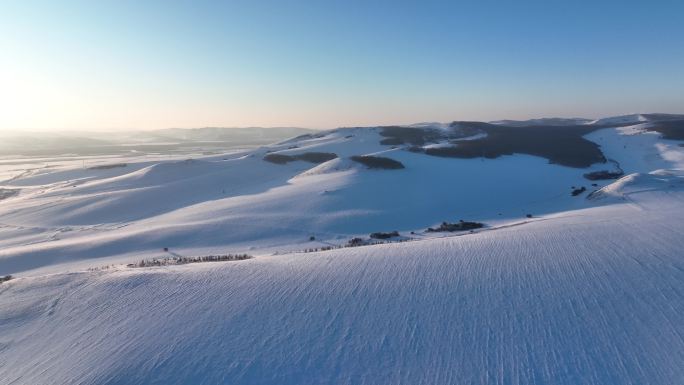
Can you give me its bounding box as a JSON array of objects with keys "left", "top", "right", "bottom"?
[
  {"left": 0, "top": 114, "right": 683, "bottom": 384},
  {"left": 1, "top": 174, "right": 684, "bottom": 385},
  {"left": 0, "top": 114, "right": 682, "bottom": 275}
]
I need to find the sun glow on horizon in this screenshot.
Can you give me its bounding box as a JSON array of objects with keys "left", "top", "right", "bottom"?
[{"left": 1, "top": 0, "right": 683, "bottom": 132}]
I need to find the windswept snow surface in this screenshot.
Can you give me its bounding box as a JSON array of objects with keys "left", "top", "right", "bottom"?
[{"left": 1, "top": 184, "right": 684, "bottom": 384}]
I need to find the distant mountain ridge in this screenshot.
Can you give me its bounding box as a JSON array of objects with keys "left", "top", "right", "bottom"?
[
  {"left": 490, "top": 117, "right": 592, "bottom": 126},
  {"left": 0, "top": 127, "right": 317, "bottom": 156}
]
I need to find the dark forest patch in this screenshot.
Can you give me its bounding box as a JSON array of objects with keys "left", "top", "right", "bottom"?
[
  {"left": 571, "top": 186, "right": 587, "bottom": 196},
  {"left": 295, "top": 152, "right": 338, "bottom": 163},
  {"left": 264, "top": 152, "right": 338, "bottom": 165},
  {"left": 379, "top": 125, "right": 483, "bottom": 146},
  {"left": 643, "top": 120, "right": 684, "bottom": 140},
  {"left": 584, "top": 170, "right": 624, "bottom": 180},
  {"left": 427, "top": 220, "right": 484, "bottom": 232},
  {"left": 424, "top": 122, "right": 606, "bottom": 168},
  {"left": 263, "top": 154, "right": 292, "bottom": 164},
  {"left": 379, "top": 126, "right": 444, "bottom": 146},
  {"left": 641, "top": 113, "right": 684, "bottom": 122},
  {"left": 370, "top": 231, "right": 400, "bottom": 239},
  {"left": 350, "top": 155, "right": 405, "bottom": 169}
]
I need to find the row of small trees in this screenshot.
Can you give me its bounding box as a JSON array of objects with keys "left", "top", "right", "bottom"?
[
  {"left": 427, "top": 220, "right": 484, "bottom": 232},
  {"left": 303, "top": 246, "right": 338, "bottom": 253},
  {"left": 128, "top": 254, "right": 252, "bottom": 268},
  {"left": 301, "top": 236, "right": 414, "bottom": 254},
  {"left": 300, "top": 219, "right": 490, "bottom": 254}
]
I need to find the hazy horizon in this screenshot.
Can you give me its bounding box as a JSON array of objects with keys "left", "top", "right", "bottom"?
[
  {"left": 2, "top": 0, "right": 683, "bottom": 132},
  {"left": 3, "top": 112, "right": 684, "bottom": 135}
]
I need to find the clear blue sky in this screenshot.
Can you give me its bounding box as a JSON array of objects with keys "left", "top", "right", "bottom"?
[{"left": 1, "top": 0, "right": 683, "bottom": 130}]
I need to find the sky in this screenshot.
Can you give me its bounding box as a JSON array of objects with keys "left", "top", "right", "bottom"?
[{"left": 1, "top": 0, "right": 683, "bottom": 131}]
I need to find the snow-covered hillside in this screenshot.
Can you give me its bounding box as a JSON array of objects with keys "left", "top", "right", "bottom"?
[
  {"left": 1, "top": 175, "right": 683, "bottom": 384},
  {"left": 1, "top": 115, "right": 682, "bottom": 275},
  {"left": 1, "top": 114, "right": 683, "bottom": 384}
]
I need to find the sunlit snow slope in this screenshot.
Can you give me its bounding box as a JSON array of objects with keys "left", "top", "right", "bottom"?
[
  {"left": 1, "top": 114, "right": 684, "bottom": 384},
  {"left": 1, "top": 177, "right": 683, "bottom": 384},
  {"left": 1, "top": 114, "right": 682, "bottom": 275}
]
